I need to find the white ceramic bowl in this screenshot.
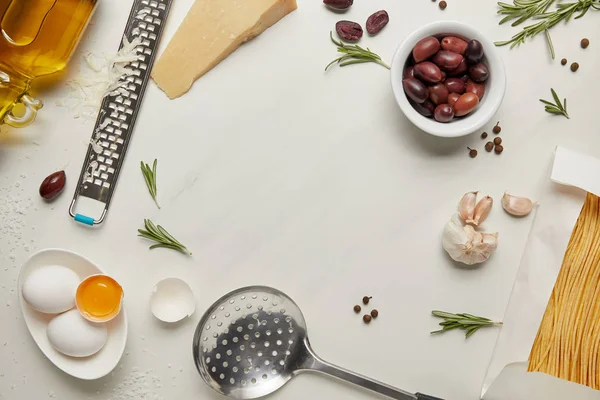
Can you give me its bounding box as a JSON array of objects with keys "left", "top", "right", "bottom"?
[
  {"left": 391, "top": 21, "right": 506, "bottom": 138},
  {"left": 18, "top": 249, "right": 128, "bottom": 380}
]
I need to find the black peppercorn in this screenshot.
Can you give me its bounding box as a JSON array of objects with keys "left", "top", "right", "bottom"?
[
  {"left": 581, "top": 38, "right": 590, "bottom": 49},
  {"left": 492, "top": 122, "right": 501, "bottom": 134},
  {"left": 354, "top": 305, "right": 361, "bottom": 313},
  {"left": 485, "top": 142, "right": 494, "bottom": 152},
  {"left": 561, "top": 58, "right": 567, "bottom": 66},
  {"left": 481, "top": 132, "right": 488, "bottom": 139},
  {"left": 571, "top": 62, "right": 579, "bottom": 72},
  {"left": 494, "top": 137, "right": 502, "bottom": 145},
  {"left": 468, "top": 147, "right": 477, "bottom": 158},
  {"left": 370, "top": 309, "right": 379, "bottom": 318},
  {"left": 495, "top": 144, "right": 504, "bottom": 154},
  {"left": 439, "top": 0, "right": 447, "bottom": 9},
  {"left": 363, "top": 314, "right": 372, "bottom": 324},
  {"left": 362, "top": 296, "right": 372, "bottom": 305}
]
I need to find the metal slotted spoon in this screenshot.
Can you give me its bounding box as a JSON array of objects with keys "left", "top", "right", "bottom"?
[{"left": 192, "top": 286, "right": 443, "bottom": 400}]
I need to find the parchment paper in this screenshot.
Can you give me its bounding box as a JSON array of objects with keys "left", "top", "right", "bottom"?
[{"left": 481, "top": 147, "right": 600, "bottom": 400}]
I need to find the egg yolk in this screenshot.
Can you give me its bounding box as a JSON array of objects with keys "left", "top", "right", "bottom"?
[{"left": 76, "top": 275, "right": 123, "bottom": 321}]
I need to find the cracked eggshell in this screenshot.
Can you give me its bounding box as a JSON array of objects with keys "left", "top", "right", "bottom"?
[{"left": 150, "top": 278, "right": 195, "bottom": 323}]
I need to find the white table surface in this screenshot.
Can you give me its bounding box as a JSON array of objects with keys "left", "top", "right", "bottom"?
[{"left": 1, "top": 0, "right": 598, "bottom": 399}]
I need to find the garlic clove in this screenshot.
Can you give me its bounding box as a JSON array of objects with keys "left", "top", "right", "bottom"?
[
  {"left": 466, "top": 195, "right": 493, "bottom": 226},
  {"left": 468, "top": 232, "right": 498, "bottom": 265},
  {"left": 442, "top": 214, "right": 498, "bottom": 265},
  {"left": 443, "top": 214, "right": 472, "bottom": 257},
  {"left": 458, "top": 191, "right": 478, "bottom": 223},
  {"left": 501, "top": 192, "right": 535, "bottom": 217}
]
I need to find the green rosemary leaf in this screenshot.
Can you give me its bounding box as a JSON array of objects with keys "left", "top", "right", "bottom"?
[
  {"left": 432, "top": 310, "right": 460, "bottom": 319},
  {"left": 465, "top": 326, "right": 481, "bottom": 339},
  {"left": 326, "top": 31, "right": 390, "bottom": 71},
  {"left": 495, "top": 0, "right": 599, "bottom": 60},
  {"left": 141, "top": 159, "right": 160, "bottom": 209},
  {"left": 430, "top": 310, "right": 502, "bottom": 339},
  {"left": 458, "top": 313, "right": 492, "bottom": 322},
  {"left": 540, "top": 88, "right": 569, "bottom": 118},
  {"left": 138, "top": 219, "right": 192, "bottom": 255}
]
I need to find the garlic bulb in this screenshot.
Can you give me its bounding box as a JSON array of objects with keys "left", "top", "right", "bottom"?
[
  {"left": 442, "top": 214, "right": 498, "bottom": 265},
  {"left": 501, "top": 192, "right": 535, "bottom": 217},
  {"left": 458, "top": 191, "right": 477, "bottom": 222},
  {"left": 467, "top": 195, "right": 493, "bottom": 226}
]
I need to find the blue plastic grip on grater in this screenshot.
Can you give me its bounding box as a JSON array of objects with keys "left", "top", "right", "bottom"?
[{"left": 74, "top": 214, "right": 95, "bottom": 226}]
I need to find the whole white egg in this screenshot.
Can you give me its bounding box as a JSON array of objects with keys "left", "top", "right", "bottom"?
[
  {"left": 22, "top": 265, "right": 80, "bottom": 314},
  {"left": 47, "top": 309, "right": 107, "bottom": 357}
]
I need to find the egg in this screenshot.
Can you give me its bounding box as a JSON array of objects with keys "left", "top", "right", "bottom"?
[
  {"left": 47, "top": 309, "right": 107, "bottom": 357},
  {"left": 76, "top": 275, "right": 123, "bottom": 323},
  {"left": 150, "top": 278, "right": 195, "bottom": 323},
  {"left": 22, "top": 266, "right": 80, "bottom": 314}
]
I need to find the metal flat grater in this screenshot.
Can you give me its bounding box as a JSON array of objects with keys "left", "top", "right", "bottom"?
[{"left": 69, "top": 0, "right": 172, "bottom": 226}]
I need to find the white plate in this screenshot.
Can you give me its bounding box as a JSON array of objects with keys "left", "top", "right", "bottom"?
[{"left": 18, "top": 248, "right": 128, "bottom": 380}]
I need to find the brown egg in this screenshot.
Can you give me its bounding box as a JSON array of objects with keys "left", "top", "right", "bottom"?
[{"left": 453, "top": 93, "right": 479, "bottom": 117}]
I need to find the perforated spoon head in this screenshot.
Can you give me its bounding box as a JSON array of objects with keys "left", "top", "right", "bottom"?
[{"left": 192, "top": 286, "right": 310, "bottom": 399}]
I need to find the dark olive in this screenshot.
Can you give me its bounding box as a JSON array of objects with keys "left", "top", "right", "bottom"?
[
  {"left": 366, "top": 10, "right": 389, "bottom": 35},
  {"left": 412, "top": 36, "right": 440, "bottom": 63},
  {"left": 454, "top": 93, "right": 479, "bottom": 117},
  {"left": 468, "top": 63, "right": 489, "bottom": 83},
  {"left": 409, "top": 98, "right": 435, "bottom": 117},
  {"left": 434, "top": 104, "right": 454, "bottom": 123},
  {"left": 431, "top": 50, "right": 463, "bottom": 71},
  {"left": 335, "top": 20, "right": 363, "bottom": 42},
  {"left": 413, "top": 61, "right": 443, "bottom": 84},
  {"left": 403, "top": 78, "right": 428, "bottom": 103},
  {"left": 444, "top": 78, "right": 466, "bottom": 94},
  {"left": 403, "top": 66, "right": 415, "bottom": 79},
  {"left": 465, "top": 39, "right": 484, "bottom": 65},
  {"left": 466, "top": 79, "right": 485, "bottom": 100},
  {"left": 447, "top": 93, "right": 460, "bottom": 108},
  {"left": 39, "top": 171, "right": 66, "bottom": 200},
  {"left": 428, "top": 83, "right": 449, "bottom": 105},
  {"left": 447, "top": 58, "right": 468, "bottom": 76},
  {"left": 441, "top": 36, "right": 468, "bottom": 55}
]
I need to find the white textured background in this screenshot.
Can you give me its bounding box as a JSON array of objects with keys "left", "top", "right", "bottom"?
[{"left": 1, "top": 0, "right": 599, "bottom": 399}]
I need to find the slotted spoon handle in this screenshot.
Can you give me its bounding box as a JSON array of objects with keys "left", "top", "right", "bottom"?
[{"left": 300, "top": 340, "right": 444, "bottom": 400}]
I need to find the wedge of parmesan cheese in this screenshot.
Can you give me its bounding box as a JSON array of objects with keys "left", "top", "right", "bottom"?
[{"left": 151, "top": 0, "right": 297, "bottom": 99}]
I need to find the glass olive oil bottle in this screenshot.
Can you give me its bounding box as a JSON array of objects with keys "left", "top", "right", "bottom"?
[{"left": 0, "top": 0, "right": 97, "bottom": 127}]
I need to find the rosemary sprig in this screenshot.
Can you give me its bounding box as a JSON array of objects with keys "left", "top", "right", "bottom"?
[
  {"left": 141, "top": 159, "right": 160, "bottom": 209},
  {"left": 539, "top": 88, "right": 569, "bottom": 118},
  {"left": 497, "top": 0, "right": 555, "bottom": 26},
  {"left": 325, "top": 32, "right": 390, "bottom": 71},
  {"left": 495, "top": 0, "right": 600, "bottom": 59},
  {"left": 138, "top": 219, "right": 192, "bottom": 255},
  {"left": 430, "top": 310, "right": 503, "bottom": 339}
]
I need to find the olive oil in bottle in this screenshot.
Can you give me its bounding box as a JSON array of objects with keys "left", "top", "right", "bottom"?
[{"left": 0, "top": 0, "right": 97, "bottom": 127}]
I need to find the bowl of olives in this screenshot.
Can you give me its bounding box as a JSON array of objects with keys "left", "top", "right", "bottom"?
[{"left": 391, "top": 21, "right": 506, "bottom": 138}]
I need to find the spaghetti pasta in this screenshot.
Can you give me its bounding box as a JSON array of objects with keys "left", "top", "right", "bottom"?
[{"left": 528, "top": 193, "right": 600, "bottom": 389}]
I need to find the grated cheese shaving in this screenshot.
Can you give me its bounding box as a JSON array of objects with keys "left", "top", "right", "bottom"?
[
  {"left": 58, "top": 35, "right": 143, "bottom": 121},
  {"left": 90, "top": 138, "right": 103, "bottom": 154}
]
